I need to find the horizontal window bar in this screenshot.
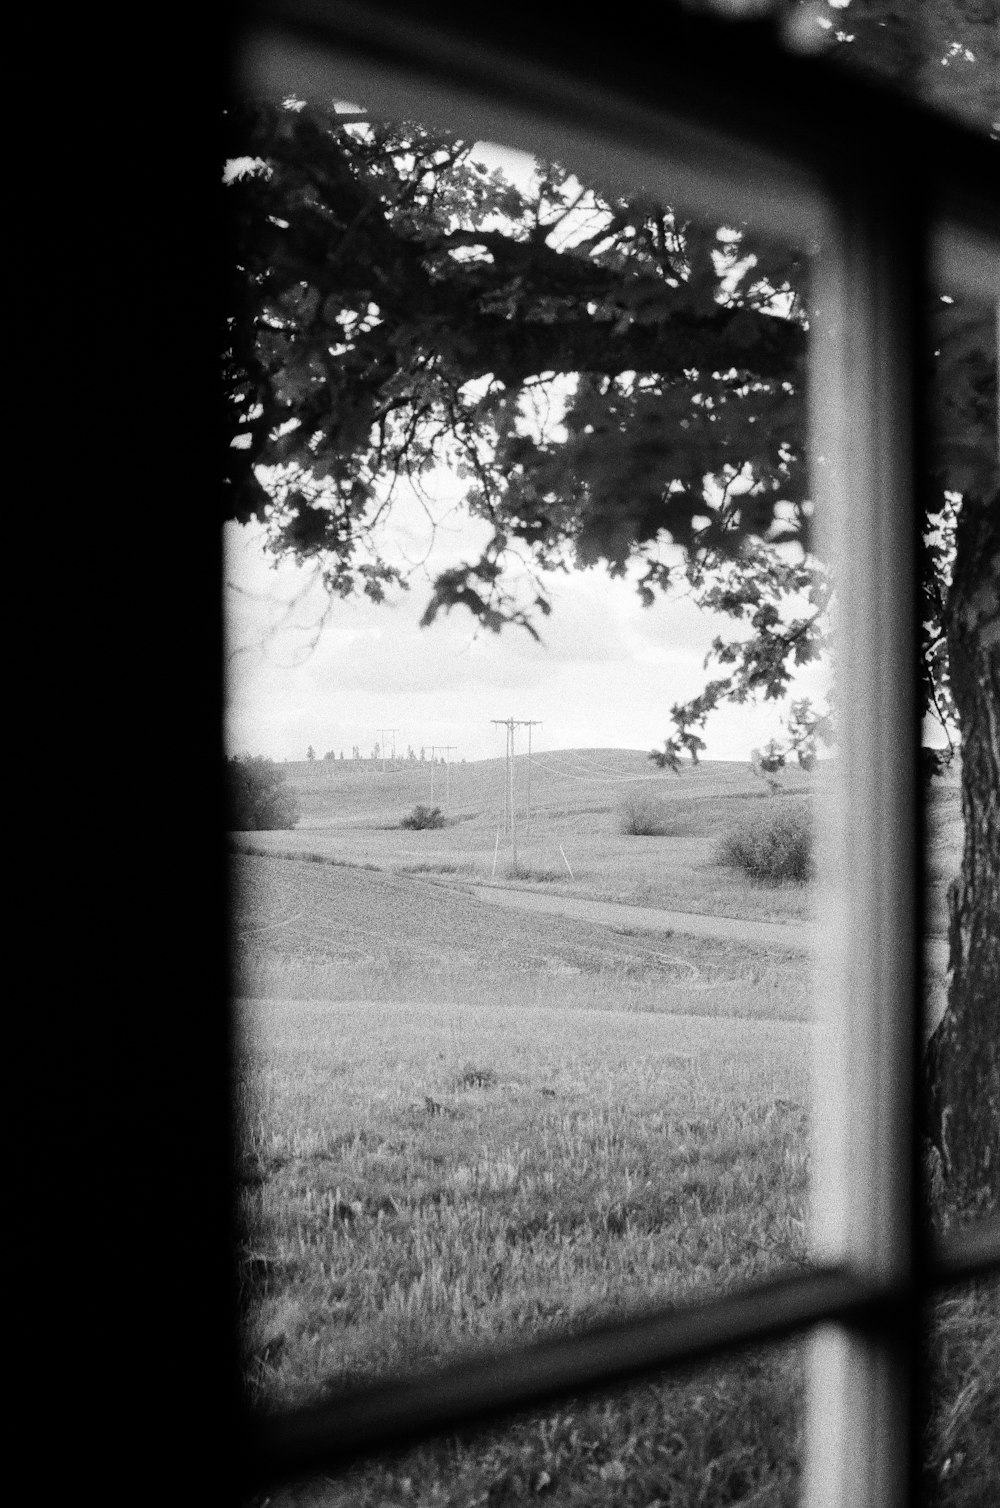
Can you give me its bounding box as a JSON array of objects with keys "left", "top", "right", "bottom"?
[
  {"left": 240, "top": 1265, "right": 909, "bottom": 1491},
  {"left": 933, "top": 1218, "right": 1000, "bottom": 1287}
]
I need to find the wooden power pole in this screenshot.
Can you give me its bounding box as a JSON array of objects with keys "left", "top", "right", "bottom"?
[
  {"left": 490, "top": 718, "right": 540, "bottom": 868},
  {"left": 376, "top": 727, "right": 399, "bottom": 775},
  {"left": 428, "top": 745, "right": 456, "bottom": 801}
]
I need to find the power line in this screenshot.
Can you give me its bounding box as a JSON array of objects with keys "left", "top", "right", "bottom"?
[
  {"left": 527, "top": 750, "right": 661, "bottom": 785},
  {"left": 532, "top": 748, "right": 652, "bottom": 777},
  {"left": 376, "top": 727, "right": 399, "bottom": 774}
]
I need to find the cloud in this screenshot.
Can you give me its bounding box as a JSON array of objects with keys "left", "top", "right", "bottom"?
[{"left": 223, "top": 519, "right": 829, "bottom": 763}]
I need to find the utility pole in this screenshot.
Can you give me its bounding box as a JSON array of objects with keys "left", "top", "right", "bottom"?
[
  {"left": 376, "top": 727, "right": 399, "bottom": 775},
  {"left": 490, "top": 718, "right": 540, "bottom": 867},
  {"left": 491, "top": 719, "right": 512, "bottom": 837},
  {"left": 431, "top": 747, "right": 461, "bottom": 808},
  {"left": 524, "top": 721, "right": 542, "bottom": 837},
  {"left": 441, "top": 745, "right": 456, "bottom": 801},
  {"left": 508, "top": 723, "right": 516, "bottom": 869}
]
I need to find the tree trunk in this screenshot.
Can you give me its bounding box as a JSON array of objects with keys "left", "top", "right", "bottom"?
[{"left": 925, "top": 491, "right": 1000, "bottom": 1216}]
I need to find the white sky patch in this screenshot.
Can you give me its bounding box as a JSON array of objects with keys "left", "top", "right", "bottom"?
[{"left": 225, "top": 507, "right": 832, "bottom": 764}]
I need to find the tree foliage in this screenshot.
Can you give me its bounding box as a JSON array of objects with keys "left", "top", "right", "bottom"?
[
  {"left": 224, "top": 101, "right": 810, "bottom": 641},
  {"left": 226, "top": 754, "right": 301, "bottom": 831}
]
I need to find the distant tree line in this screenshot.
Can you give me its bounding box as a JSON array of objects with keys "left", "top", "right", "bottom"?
[{"left": 303, "top": 744, "right": 453, "bottom": 763}]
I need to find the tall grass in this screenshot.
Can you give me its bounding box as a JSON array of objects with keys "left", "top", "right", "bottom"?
[
  {"left": 924, "top": 1279, "right": 1000, "bottom": 1506},
  {"left": 237, "top": 996, "right": 811, "bottom": 1502},
  {"left": 234, "top": 951, "right": 811, "bottom": 1022},
  {"left": 244, "top": 1347, "right": 805, "bottom": 1507}
]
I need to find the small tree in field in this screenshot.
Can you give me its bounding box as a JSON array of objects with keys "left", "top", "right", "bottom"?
[{"left": 227, "top": 754, "right": 301, "bottom": 831}]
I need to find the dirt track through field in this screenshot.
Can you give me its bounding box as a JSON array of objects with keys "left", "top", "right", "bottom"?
[
  {"left": 471, "top": 884, "right": 950, "bottom": 1003},
  {"left": 472, "top": 885, "right": 815, "bottom": 951}
]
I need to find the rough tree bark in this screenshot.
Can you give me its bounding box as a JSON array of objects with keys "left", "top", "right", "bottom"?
[{"left": 926, "top": 491, "right": 1000, "bottom": 1216}]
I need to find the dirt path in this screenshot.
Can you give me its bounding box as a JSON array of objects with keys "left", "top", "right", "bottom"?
[
  {"left": 471, "top": 886, "right": 814, "bottom": 951},
  {"left": 470, "top": 884, "right": 949, "bottom": 976}
]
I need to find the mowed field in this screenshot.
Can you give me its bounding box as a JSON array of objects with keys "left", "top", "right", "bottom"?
[{"left": 235, "top": 754, "right": 965, "bottom": 1507}]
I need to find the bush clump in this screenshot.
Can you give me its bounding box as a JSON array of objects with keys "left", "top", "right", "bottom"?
[
  {"left": 401, "top": 804, "right": 445, "bottom": 830},
  {"left": 226, "top": 754, "right": 300, "bottom": 831},
  {"left": 619, "top": 791, "right": 677, "bottom": 837},
  {"left": 716, "top": 798, "right": 814, "bottom": 883}
]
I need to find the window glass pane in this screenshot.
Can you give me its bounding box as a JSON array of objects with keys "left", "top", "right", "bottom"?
[
  {"left": 226, "top": 58, "right": 830, "bottom": 1417},
  {"left": 240, "top": 1338, "right": 807, "bottom": 1507}
]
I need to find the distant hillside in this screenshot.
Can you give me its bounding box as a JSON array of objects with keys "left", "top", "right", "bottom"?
[
  {"left": 234, "top": 749, "right": 958, "bottom": 929},
  {"left": 279, "top": 749, "right": 822, "bottom": 831}
]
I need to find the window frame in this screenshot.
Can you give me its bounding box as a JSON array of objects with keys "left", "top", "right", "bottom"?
[{"left": 229, "top": 7, "right": 1000, "bottom": 1503}]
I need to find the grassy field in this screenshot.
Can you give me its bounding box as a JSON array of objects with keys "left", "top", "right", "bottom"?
[
  {"left": 244, "top": 752, "right": 961, "bottom": 932},
  {"left": 243, "top": 754, "right": 822, "bottom": 922},
  {"left": 239, "top": 997, "right": 810, "bottom": 1404},
  {"left": 234, "top": 754, "right": 987, "bottom": 1506},
  {"left": 233, "top": 855, "right": 813, "bottom": 1022}
]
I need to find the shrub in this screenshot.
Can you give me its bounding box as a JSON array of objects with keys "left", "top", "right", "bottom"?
[
  {"left": 716, "top": 798, "right": 814, "bottom": 883},
  {"left": 226, "top": 754, "right": 300, "bottom": 831},
  {"left": 400, "top": 804, "right": 445, "bottom": 830},
  {"left": 620, "top": 791, "right": 676, "bottom": 836}
]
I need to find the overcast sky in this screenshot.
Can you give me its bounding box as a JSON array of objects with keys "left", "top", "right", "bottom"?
[{"left": 224, "top": 502, "right": 831, "bottom": 764}]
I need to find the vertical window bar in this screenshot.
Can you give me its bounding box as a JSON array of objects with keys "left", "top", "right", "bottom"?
[{"left": 804, "top": 183, "right": 924, "bottom": 1507}]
